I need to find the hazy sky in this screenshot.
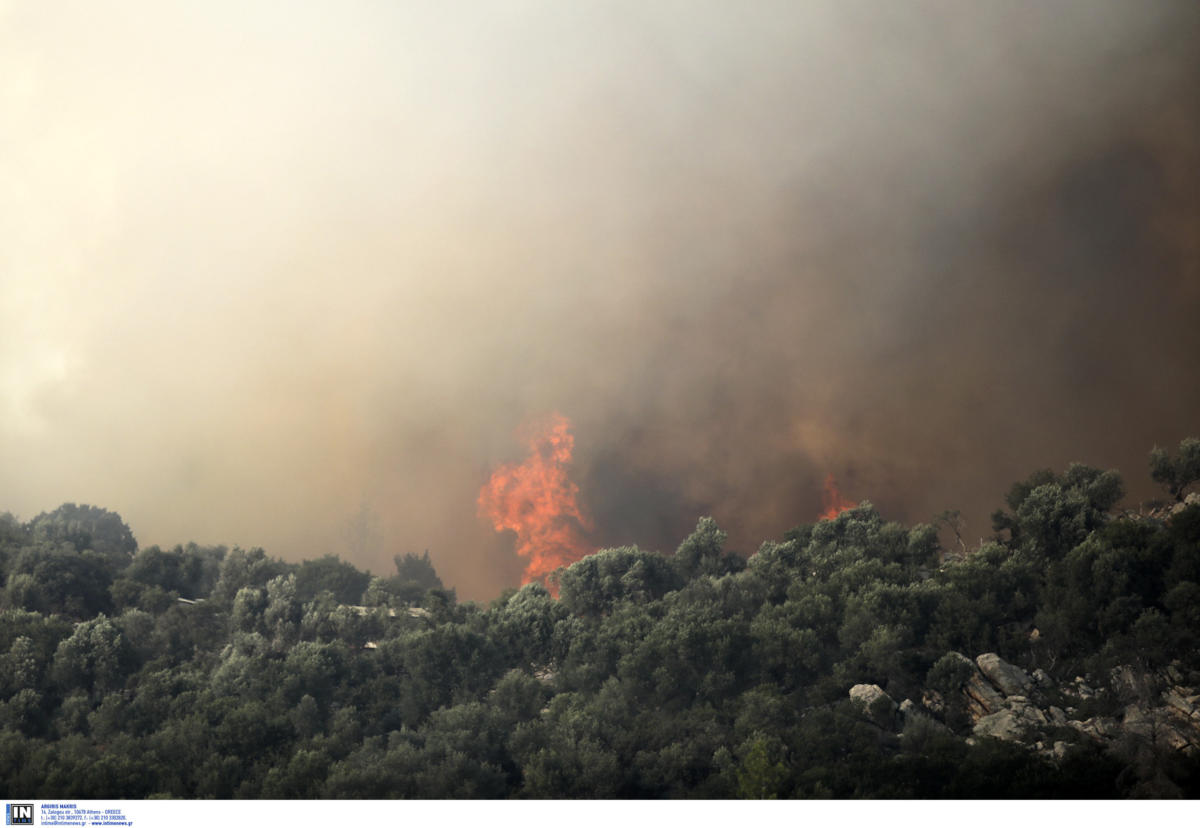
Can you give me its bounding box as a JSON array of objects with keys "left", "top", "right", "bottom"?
[{"left": 3, "top": 1, "right": 1198, "bottom": 599}]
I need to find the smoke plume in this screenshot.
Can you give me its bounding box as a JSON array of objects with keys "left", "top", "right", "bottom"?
[{"left": 2, "top": 1, "right": 1197, "bottom": 598}]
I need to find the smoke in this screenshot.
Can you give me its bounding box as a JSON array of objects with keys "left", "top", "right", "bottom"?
[{"left": 2, "top": 1, "right": 1197, "bottom": 598}]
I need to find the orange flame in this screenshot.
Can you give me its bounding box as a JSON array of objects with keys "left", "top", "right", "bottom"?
[
  {"left": 478, "top": 413, "right": 595, "bottom": 589},
  {"left": 818, "top": 472, "right": 856, "bottom": 520}
]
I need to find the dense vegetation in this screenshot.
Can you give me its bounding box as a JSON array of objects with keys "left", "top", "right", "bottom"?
[{"left": 2, "top": 440, "right": 1198, "bottom": 798}]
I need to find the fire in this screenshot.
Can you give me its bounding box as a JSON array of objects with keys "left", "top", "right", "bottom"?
[
  {"left": 478, "top": 412, "right": 595, "bottom": 589},
  {"left": 818, "top": 472, "right": 856, "bottom": 520}
]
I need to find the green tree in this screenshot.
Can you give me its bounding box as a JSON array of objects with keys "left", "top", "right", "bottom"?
[
  {"left": 733, "top": 733, "right": 789, "bottom": 799},
  {"left": 557, "top": 546, "right": 681, "bottom": 617},
  {"left": 673, "top": 517, "right": 744, "bottom": 581},
  {"left": 1150, "top": 437, "right": 1200, "bottom": 502},
  {"left": 50, "top": 615, "right": 133, "bottom": 695},
  {"left": 295, "top": 555, "right": 371, "bottom": 605},
  {"left": 28, "top": 504, "right": 137, "bottom": 571},
  {"left": 387, "top": 551, "right": 445, "bottom": 605}
]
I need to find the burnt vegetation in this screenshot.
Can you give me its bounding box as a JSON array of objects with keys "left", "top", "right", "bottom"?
[{"left": 1, "top": 439, "right": 1199, "bottom": 798}]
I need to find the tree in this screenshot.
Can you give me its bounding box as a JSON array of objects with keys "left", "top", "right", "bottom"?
[
  {"left": 27, "top": 504, "right": 137, "bottom": 570},
  {"left": 673, "top": 517, "right": 744, "bottom": 581},
  {"left": 5, "top": 544, "right": 115, "bottom": 618},
  {"left": 1150, "top": 437, "right": 1200, "bottom": 502},
  {"left": 294, "top": 555, "right": 370, "bottom": 605},
  {"left": 50, "top": 615, "right": 133, "bottom": 695},
  {"left": 991, "top": 464, "right": 1124, "bottom": 561},
  {"left": 558, "top": 546, "right": 681, "bottom": 617},
  {"left": 733, "top": 733, "right": 789, "bottom": 799},
  {"left": 388, "top": 551, "right": 444, "bottom": 605}
]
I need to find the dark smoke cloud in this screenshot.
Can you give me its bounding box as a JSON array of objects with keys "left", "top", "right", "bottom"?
[{"left": 2, "top": 1, "right": 1197, "bottom": 598}]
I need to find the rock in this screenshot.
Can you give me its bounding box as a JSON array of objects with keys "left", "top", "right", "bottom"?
[
  {"left": 921, "top": 689, "right": 945, "bottom": 715},
  {"left": 973, "top": 709, "right": 1028, "bottom": 742},
  {"left": 1124, "top": 703, "right": 1151, "bottom": 730},
  {"left": 850, "top": 683, "right": 892, "bottom": 708},
  {"left": 972, "top": 697, "right": 1046, "bottom": 742},
  {"left": 1070, "top": 716, "right": 1119, "bottom": 742},
  {"left": 1008, "top": 696, "right": 1047, "bottom": 725},
  {"left": 1170, "top": 491, "right": 1200, "bottom": 516},
  {"left": 1110, "top": 665, "right": 1140, "bottom": 696},
  {"left": 850, "top": 684, "right": 897, "bottom": 726},
  {"left": 1166, "top": 664, "right": 1184, "bottom": 685},
  {"left": 1163, "top": 689, "right": 1197, "bottom": 719},
  {"left": 1161, "top": 723, "right": 1198, "bottom": 753},
  {"left": 1048, "top": 706, "right": 1068, "bottom": 726},
  {"left": 1032, "top": 668, "right": 1054, "bottom": 688},
  {"left": 963, "top": 673, "right": 1005, "bottom": 719},
  {"left": 1052, "top": 741, "right": 1069, "bottom": 761},
  {"left": 1124, "top": 704, "right": 1200, "bottom": 753},
  {"left": 976, "top": 653, "right": 1032, "bottom": 696}
]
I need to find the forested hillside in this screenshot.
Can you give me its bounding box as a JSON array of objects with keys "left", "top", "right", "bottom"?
[{"left": 2, "top": 440, "right": 1198, "bottom": 798}]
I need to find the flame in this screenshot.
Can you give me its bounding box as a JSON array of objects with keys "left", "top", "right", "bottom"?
[
  {"left": 818, "top": 472, "right": 855, "bottom": 520},
  {"left": 478, "top": 412, "right": 595, "bottom": 589}
]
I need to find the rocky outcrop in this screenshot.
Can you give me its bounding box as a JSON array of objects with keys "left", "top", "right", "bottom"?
[{"left": 852, "top": 656, "right": 1200, "bottom": 764}]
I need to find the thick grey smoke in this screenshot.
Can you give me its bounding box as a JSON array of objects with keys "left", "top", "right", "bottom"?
[{"left": 2, "top": 1, "right": 1197, "bottom": 598}]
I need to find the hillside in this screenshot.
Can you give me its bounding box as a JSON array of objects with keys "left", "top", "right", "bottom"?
[{"left": 1, "top": 440, "right": 1198, "bottom": 798}]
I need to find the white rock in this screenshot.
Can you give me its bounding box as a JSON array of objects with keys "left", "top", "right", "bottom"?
[
  {"left": 976, "top": 653, "right": 1032, "bottom": 696},
  {"left": 850, "top": 683, "right": 897, "bottom": 726},
  {"left": 973, "top": 709, "right": 1026, "bottom": 741}
]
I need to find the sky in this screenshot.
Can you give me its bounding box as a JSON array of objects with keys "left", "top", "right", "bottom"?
[{"left": 2, "top": 1, "right": 1198, "bottom": 600}]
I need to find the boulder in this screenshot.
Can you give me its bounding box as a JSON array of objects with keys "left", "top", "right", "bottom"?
[
  {"left": 973, "top": 709, "right": 1026, "bottom": 742},
  {"left": 1032, "top": 668, "right": 1054, "bottom": 688},
  {"left": 972, "top": 697, "right": 1046, "bottom": 742},
  {"left": 1170, "top": 491, "right": 1200, "bottom": 516},
  {"left": 1123, "top": 704, "right": 1199, "bottom": 753},
  {"left": 1008, "top": 696, "right": 1047, "bottom": 725},
  {"left": 976, "top": 653, "right": 1032, "bottom": 696},
  {"left": 1163, "top": 689, "right": 1197, "bottom": 719},
  {"left": 963, "top": 673, "right": 1005, "bottom": 718},
  {"left": 1070, "top": 716, "right": 1119, "bottom": 742},
  {"left": 850, "top": 683, "right": 897, "bottom": 727},
  {"left": 1109, "top": 665, "right": 1140, "bottom": 696}
]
